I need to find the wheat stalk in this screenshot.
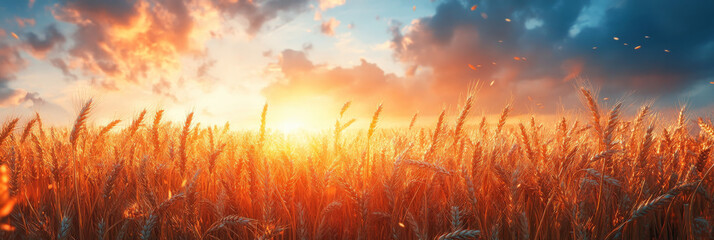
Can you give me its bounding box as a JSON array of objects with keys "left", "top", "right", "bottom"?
[
  {"left": 0, "top": 118, "right": 19, "bottom": 147},
  {"left": 698, "top": 117, "right": 714, "bottom": 139},
  {"left": 367, "top": 104, "right": 383, "bottom": 141},
  {"left": 409, "top": 112, "right": 418, "bottom": 130},
  {"left": 258, "top": 103, "right": 268, "bottom": 149},
  {"left": 6, "top": 88, "right": 714, "bottom": 240},
  {"left": 495, "top": 104, "right": 511, "bottom": 136},
  {"left": 454, "top": 95, "right": 473, "bottom": 143},
  {"left": 205, "top": 215, "right": 256, "bottom": 234},
  {"left": 437, "top": 229, "right": 480, "bottom": 240},
  {"left": 580, "top": 88, "right": 602, "bottom": 138},
  {"left": 179, "top": 112, "right": 194, "bottom": 176},
  {"left": 19, "top": 118, "right": 37, "bottom": 143},
  {"left": 69, "top": 99, "right": 93, "bottom": 148}
]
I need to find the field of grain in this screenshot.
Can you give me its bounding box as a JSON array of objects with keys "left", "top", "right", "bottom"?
[{"left": 0, "top": 88, "right": 712, "bottom": 239}]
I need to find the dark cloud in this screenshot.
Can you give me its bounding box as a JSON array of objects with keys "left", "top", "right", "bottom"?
[
  {"left": 211, "top": 0, "right": 311, "bottom": 36},
  {"left": 57, "top": 0, "right": 140, "bottom": 26},
  {"left": 50, "top": 58, "right": 77, "bottom": 80},
  {"left": 391, "top": 0, "right": 714, "bottom": 113},
  {"left": 23, "top": 25, "right": 66, "bottom": 58},
  {"left": 566, "top": 0, "right": 714, "bottom": 93},
  {"left": 20, "top": 91, "right": 47, "bottom": 105}
]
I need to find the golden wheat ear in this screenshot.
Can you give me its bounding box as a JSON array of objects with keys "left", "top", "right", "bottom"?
[
  {"left": 0, "top": 118, "right": 19, "bottom": 147},
  {"left": 69, "top": 99, "right": 93, "bottom": 149}
]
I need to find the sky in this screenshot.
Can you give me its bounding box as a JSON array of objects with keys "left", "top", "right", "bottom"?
[{"left": 0, "top": 0, "right": 713, "bottom": 130}]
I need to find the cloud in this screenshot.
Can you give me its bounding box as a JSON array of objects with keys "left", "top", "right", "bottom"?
[
  {"left": 55, "top": 0, "right": 140, "bottom": 25},
  {"left": 23, "top": 25, "right": 66, "bottom": 58},
  {"left": 390, "top": 0, "right": 714, "bottom": 112},
  {"left": 50, "top": 0, "right": 220, "bottom": 91},
  {"left": 196, "top": 58, "right": 217, "bottom": 81},
  {"left": 0, "top": 88, "right": 70, "bottom": 125},
  {"left": 0, "top": 88, "right": 30, "bottom": 107},
  {"left": 15, "top": 17, "right": 36, "bottom": 28},
  {"left": 0, "top": 41, "right": 49, "bottom": 108},
  {"left": 44, "top": 0, "right": 315, "bottom": 99},
  {"left": 262, "top": 49, "right": 434, "bottom": 117},
  {"left": 314, "top": 10, "right": 322, "bottom": 21},
  {"left": 302, "top": 42, "right": 313, "bottom": 51},
  {"left": 405, "top": 65, "right": 418, "bottom": 77},
  {"left": 318, "top": 0, "right": 345, "bottom": 10},
  {"left": 152, "top": 77, "right": 178, "bottom": 101},
  {"left": 210, "top": 0, "right": 311, "bottom": 36},
  {"left": 320, "top": 17, "right": 340, "bottom": 36},
  {"left": 0, "top": 87, "right": 50, "bottom": 108},
  {"left": 0, "top": 43, "right": 26, "bottom": 83},
  {"left": 50, "top": 58, "right": 78, "bottom": 80}
]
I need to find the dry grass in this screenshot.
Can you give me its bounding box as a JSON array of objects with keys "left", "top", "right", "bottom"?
[{"left": 0, "top": 89, "right": 713, "bottom": 239}]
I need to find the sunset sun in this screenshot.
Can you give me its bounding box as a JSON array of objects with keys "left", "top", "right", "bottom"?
[
  {"left": 0, "top": 0, "right": 713, "bottom": 239},
  {"left": 277, "top": 120, "right": 304, "bottom": 134}
]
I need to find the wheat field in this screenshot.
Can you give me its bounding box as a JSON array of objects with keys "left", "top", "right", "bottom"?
[{"left": 0, "top": 88, "right": 712, "bottom": 239}]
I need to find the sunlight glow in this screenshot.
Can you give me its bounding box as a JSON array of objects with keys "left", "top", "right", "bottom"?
[{"left": 277, "top": 120, "right": 304, "bottom": 134}]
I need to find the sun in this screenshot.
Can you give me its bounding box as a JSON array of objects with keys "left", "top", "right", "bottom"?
[{"left": 277, "top": 120, "right": 304, "bottom": 134}]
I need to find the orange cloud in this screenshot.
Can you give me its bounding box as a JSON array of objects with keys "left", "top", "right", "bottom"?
[
  {"left": 263, "top": 49, "right": 435, "bottom": 117},
  {"left": 389, "top": 18, "right": 591, "bottom": 114},
  {"left": 314, "top": 10, "right": 322, "bottom": 20},
  {"left": 15, "top": 17, "right": 36, "bottom": 28},
  {"left": 151, "top": 78, "right": 177, "bottom": 101},
  {"left": 320, "top": 17, "right": 340, "bottom": 36},
  {"left": 0, "top": 43, "right": 26, "bottom": 82},
  {"left": 51, "top": 0, "right": 221, "bottom": 93},
  {"left": 318, "top": 0, "right": 346, "bottom": 10},
  {"left": 46, "top": 0, "right": 314, "bottom": 97},
  {"left": 0, "top": 88, "right": 30, "bottom": 107},
  {"left": 562, "top": 59, "right": 584, "bottom": 82}
]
